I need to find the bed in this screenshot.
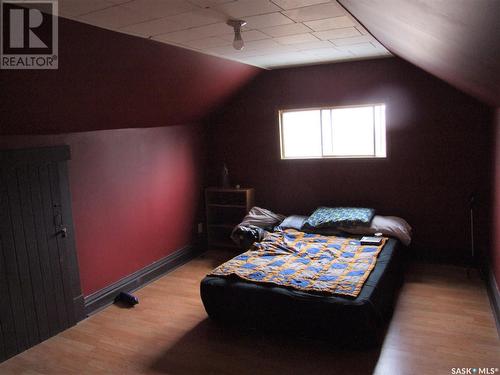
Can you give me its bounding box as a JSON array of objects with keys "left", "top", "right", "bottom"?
[{"left": 200, "top": 227, "right": 405, "bottom": 346}]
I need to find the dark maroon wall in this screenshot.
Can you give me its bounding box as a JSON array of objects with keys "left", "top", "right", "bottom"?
[
  {"left": 207, "top": 57, "right": 493, "bottom": 263},
  {"left": 0, "top": 17, "right": 259, "bottom": 295},
  {"left": 0, "top": 126, "right": 203, "bottom": 295},
  {"left": 0, "top": 17, "right": 259, "bottom": 135},
  {"left": 493, "top": 108, "right": 500, "bottom": 286}
]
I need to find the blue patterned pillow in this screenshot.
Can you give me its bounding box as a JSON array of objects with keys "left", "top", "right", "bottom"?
[{"left": 303, "top": 207, "right": 375, "bottom": 229}]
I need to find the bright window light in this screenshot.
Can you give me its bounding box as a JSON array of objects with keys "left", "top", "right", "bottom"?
[
  {"left": 280, "top": 104, "right": 386, "bottom": 159},
  {"left": 281, "top": 110, "right": 322, "bottom": 158}
]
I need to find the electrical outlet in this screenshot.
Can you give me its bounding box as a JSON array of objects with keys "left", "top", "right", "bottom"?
[{"left": 197, "top": 222, "right": 203, "bottom": 234}]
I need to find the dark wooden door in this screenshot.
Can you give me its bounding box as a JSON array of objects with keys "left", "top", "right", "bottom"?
[{"left": 0, "top": 146, "right": 84, "bottom": 362}]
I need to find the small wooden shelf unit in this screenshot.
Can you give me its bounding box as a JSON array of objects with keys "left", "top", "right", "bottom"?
[{"left": 205, "top": 187, "right": 254, "bottom": 249}]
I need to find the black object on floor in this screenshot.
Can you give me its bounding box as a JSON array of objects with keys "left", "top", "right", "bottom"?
[{"left": 114, "top": 292, "right": 139, "bottom": 307}]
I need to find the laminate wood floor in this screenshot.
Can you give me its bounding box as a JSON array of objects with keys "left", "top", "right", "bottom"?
[{"left": 1, "top": 250, "right": 499, "bottom": 375}]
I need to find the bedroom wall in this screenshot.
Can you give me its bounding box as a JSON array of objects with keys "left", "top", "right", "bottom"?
[
  {"left": 206, "top": 57, "right": 493, "bottom": 264},
  {"left": 0, "top": 17, "right": 259, "bottom": 296},
  {"left": 0, "top": 126, "right": 202, "bottom": 295},
  {"left": 494, "top": 108, "right": 500, "bottom": 286}
]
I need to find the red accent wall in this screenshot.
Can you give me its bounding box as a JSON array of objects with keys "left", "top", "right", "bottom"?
[
  {"left": 0, "top": 18, "right": 259, "bottom": 295},
  {"left": 207, "top": 57, "right": 493, "bottom": 263},
  {"left": 0, "top": 126, "right": 202, "bottom": 295},
  {"left": 494, "top": 108, "right": 500, "bottom": 286}
]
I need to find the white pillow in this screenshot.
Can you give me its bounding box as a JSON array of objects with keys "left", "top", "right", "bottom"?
[{"left": 338, "top": 215, "right": 412, "bottom": 246}]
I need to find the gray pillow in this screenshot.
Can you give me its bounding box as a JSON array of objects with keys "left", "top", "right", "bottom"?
[
  {"left": 338, "top": 215, "right": 412, "bottom": 245},
  {"left": 276, "top": 215, "right": 308, "bottom": 231}
]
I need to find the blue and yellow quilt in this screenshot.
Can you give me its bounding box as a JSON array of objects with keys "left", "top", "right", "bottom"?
[{"left": 210, "top": 229, "right": 387, "bottom": 297}]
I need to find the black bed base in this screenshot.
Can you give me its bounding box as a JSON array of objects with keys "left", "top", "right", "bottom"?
[{"left": 200, "top": 239, "right": 404, "bottom": 347}]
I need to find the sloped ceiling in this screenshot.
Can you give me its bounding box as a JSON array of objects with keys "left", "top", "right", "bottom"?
[
  {"left": 0, "top": 17, "right": 259, "bottom": 135},
  {"left": 339, "top": 0, "right": 500, "bottom": 106}
]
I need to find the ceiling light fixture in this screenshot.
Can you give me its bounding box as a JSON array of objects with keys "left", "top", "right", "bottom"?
[{"left": 227, "top": 19, "right": 247, "bottom": 51}]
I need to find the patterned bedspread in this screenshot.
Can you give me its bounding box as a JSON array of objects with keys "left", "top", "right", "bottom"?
[{"left": 209, "top": 229, "right": 387, "bottom": 297}]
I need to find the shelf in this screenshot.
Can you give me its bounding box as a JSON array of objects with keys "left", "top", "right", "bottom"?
[{"left": 205, "top": 187, "right": 254, "bottom": 251}]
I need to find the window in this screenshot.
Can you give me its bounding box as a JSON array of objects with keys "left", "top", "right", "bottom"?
[{"left": 279, "top": 104, "right": 386, "bottom": 159}]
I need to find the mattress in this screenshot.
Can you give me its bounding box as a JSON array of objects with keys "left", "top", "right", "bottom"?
[{"left": 200, "top": 237, "right": 403, "bottom": 345}]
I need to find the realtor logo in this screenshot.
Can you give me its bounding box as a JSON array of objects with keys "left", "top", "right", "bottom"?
[{"left": 1, "top": 0, "right": 58, "bottom": 69}]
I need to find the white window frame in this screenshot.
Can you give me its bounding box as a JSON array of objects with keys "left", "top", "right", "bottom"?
[{"left": 279, "top": 103, "right": 387, "bottom": 160}]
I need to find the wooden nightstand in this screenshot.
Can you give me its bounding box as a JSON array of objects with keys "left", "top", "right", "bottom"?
[{"left": 205, "top": 187, "right": 254, "bottom": 249}]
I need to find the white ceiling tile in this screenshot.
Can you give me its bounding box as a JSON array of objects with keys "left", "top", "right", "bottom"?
[
  {"left": 122, "top": 0, "right": 196, "bottom": 18},
  {"left": 161, "top": 8, "right": 224, "bottom": 29},
  {"left": 77, "top": 5, "right": 153, "bottom": 29},
  {"left": 215, "top": 0, "right": 281, "bottom": 18},
  {"left": 244, "top": 12, "right": 294, "bottom": 29},
  {"left": 298, "top": 54, "right": 355, "bottom": 65},
  {"left": 301, "top": 47, "right": 351, "bottom": 58},
  {"left": 304, "top": 15, "right": 355, "bottom": 31},
  {"left": 188, "top": 0, "right": 235, "bottom": 6},
  {"left": 187, "top": 22, "right": 234, "bottom": 36},
  {"left": 181, "top": 37, "right": 231, "bottom": 49},
  {"left": 219, "top": 30, "right": 271, "bottom": 42},
  {"left": 282, "top": 2, "right": 345, "bottom": 22},
  {"left": 286, "top": 40, "right": 332, "bottom": 50},
  {"left": 245, "top": 52, "right": 314, "bottom": 68},
  {"left": 243, "top": 38, "right": 283, "bottom": 50},
  {"left": 274, "top": 33, "right": 319, "bottom": 45},
  {"left": 221, "top": 49, "right": 279, "bottom": 59},
  {"left": 313, "top": 27, "right": 360, "bottom": 40},
  {"left": 59, "top": 0, "right": 116, "bottom": 17},
  {"left": 338, "top": 42, "right": 376, "bottom": 55},
  {"left": 154, "top": 31, "right": 192, "bottom": 44},
  {"left": 119, "top": 18, "right": 185, "bottom": 37},
  {"left": 261, "top": 22, "right": 311, "bottom": 37},
  {"left": 212, "top": 49, "right": 264, "bottom": 58},
  {"left": 245, "top": 52, "right": 306, "bottom": 62},
  {"left": 330, "top": 35, "right": 373, "bottom": 46},
  {"left": 207, "top": 45, "right": 248, "bottom": 55},
  {"left": 154, "top": 22, "right": 233, "bottom": 43},
  {"left": 209, "top": 40, "right": 293, "bottom": 56},
  {"left": 271, "top": 0, "right": 331, "bottom": 10}
]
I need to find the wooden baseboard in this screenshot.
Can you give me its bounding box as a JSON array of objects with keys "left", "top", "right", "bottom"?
[
  {"left": 485, "top": 267, "right": 500, "bottom": 337},
  {"left": 84, "top": 244, "right": 202, "bottom": 316}
]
